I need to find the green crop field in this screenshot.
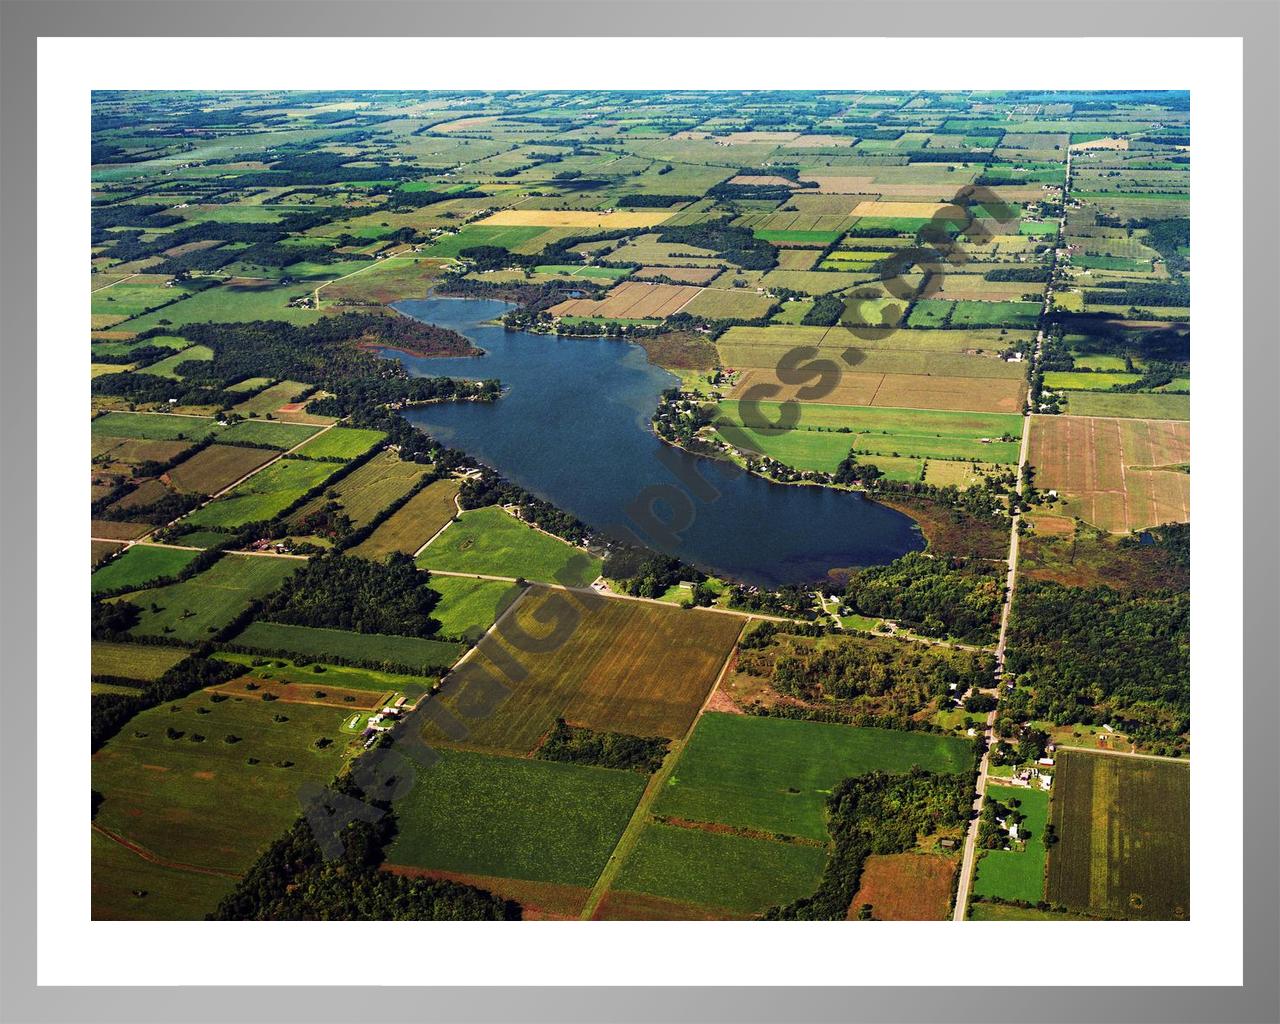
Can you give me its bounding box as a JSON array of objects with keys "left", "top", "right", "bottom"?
[
  {"left": 417, "top": 506, "right": 602, "bottom": 586},
  {"left": 716, "top": 401, "right": 1023, "bottom": 472},
  {"left": 183, "top": 457, "right": 340, "bottom": 528},
  {"left": 1062, "top": 392, "right": 1190, "bottom": 420},
  {"left": 216, "top": 419, "right": 321, "bottom": 449},
  {"left": 385, "top": 748, "right": 647, "bottom": 887},
  {"left": 92, "top": 828, "right": 240, "bottom": 922},
  {"left": 972, "top": 784, "right": 1050, "bottom": 905},
  {"left": 119, "top": 554, "right": 299, "bottom": 644},
  {"left": 947, "top": 300, "right": 1042, "bottom": 328},
  {"left": 292, "top": 426, "right": 385, "bottom": 460},
  {"left": 212, "top": 651, "right": 437, "bottom": 701},
  {"left": 655, "top": 714, "right": 973, "bottom": 842},
  {"left": 1046, "top": 751, "right": 1189, "bottom": 919},
  {"left": 427, "top": 575, "right": 522, "bottom": 641},
  {"left": 92, "top": 696, "right": 352, "bottom": 918},
  {"left": 229, "top": 620, "right": 463, "bottom": 673},
  {"left": 92, "top": 544, "right": 202, "bottom": 594},
  {"left": 135, "top": 344, "right": 214, "bottom": 379},
  {"left": 350, "top": 477, "right": 462, "bottom": 560},
  {"left": 1043, "top": 371, "right": 1143, "bottom": 391},
  {"left": 91, "top": 641, "right": 190, "bottom": 682},
  {"left": 229, "top": 380, "right": 312, "bottom": 417},
  {"left": 91, "top": 412, "right": 221, "bottom": 442},
  {"left": 289, "top": 450, "right": 429, "bottom": 530},
  {"left": 423, "top": 225, "right": 548, "bottom": 258},
  {"left": 122, "top": 281, "right": 328, "bottom": 330},
  {"left": 612, "top": 822, "right": 829, "bottom": 917}
]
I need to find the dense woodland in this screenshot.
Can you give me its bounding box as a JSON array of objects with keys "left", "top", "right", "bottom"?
[
  {"left": 1006, "top": 579, "right": 1190, "bottom": 747},
  {"left": 844, "top": 552, "right": 1004, "bottom": 644},
  {"left": 534, "top": 719, "right": 670, "bottom": 774},
  {"left": 259, "top": 553, "right": 443, "bottom": 638}
]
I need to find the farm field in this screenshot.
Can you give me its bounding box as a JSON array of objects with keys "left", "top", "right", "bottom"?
[
  {"left": 183, "top": 457, "right": 341, "bottom": 529},
  {"left": 92, "top": 828, "right": 240, "bottom": 922},
  {"left": 165, "top": 444, "right": 278, "bottom": 495},
  {"left": 1062, "top": 391, "right": 1190, "bottom": 420},
  {"left": 1046, "top": 751, "right": 1189, "bottom": 920},
  {"left": 850, "top": 853, "right": 957, "bottom": 920},
  {"left": 610, "top": 822, "right": 828, "bottom": 918},
  {"left": 549, "top": 282, "right": 701, "bottom": 320},
  {"left": 288, "top": 450, "right": 429, "bottom": 530},
  {"left": 211, "top": 651, "right": 437, "bottom": 702},
  {"left": 426, "top": 575, "right": 522, "bottom": 641},
  {"left": 91, "top": 641, "right": 190, "bottom": 682},
  {"left": 229, "top": 620, "right": 463, "bottom": 674},
  {"left": 91, "top": 543, "right": 202, "bottom": 594},
  {"left": 1028, "top": 415, "right": 1190, "bottom": 532},
  {"left": 350, "top": 477, "right": 462, "bottom": 559},
  {"left": 117, "top": 554, "right": 299, "bottom": 644},
  {"left": 716, "top": 401, "right": 1022, "bottom": 473},
  {"left": 216, "top": 419, "right": 321, "bottom": 449},
  {"left": 385, "top": 748, "right": 647, "bottom": 887},
  {"left": 972, "top": 784, "right": 1050, "bottom": 905},
  {"left": 292, "top": 426, "right": 385, "bottom": 460},
  {"left": 425, "top": 588, "right": 743, "bottom": 755},
  {"left": 417, "top": 506, "right": 601, "bottom": 586},
  {"left": 92, "top": 696, "right": 352, "bottom": 918},
  {"left": 229, "top": 380, "right": 312, "bottom": 417},
  {"left": 92, "top": 412, "right": 220, "bottom": 442},
  {"left": 653, "top": 713, "right": 973, "bottom": 842}
]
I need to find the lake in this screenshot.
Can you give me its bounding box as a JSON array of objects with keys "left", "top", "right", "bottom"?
[{"left": 387, "top": 296, "right": 923, "bottom": 588}]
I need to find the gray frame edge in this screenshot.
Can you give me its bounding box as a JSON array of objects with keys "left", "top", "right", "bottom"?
[{"left": 0, "top": 2, "right": 1276, "bottom": 1022}]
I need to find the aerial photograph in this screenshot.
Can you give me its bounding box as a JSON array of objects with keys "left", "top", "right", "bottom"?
[{"left": 88, "top": 89, "right": 1191, "bottom": 923}]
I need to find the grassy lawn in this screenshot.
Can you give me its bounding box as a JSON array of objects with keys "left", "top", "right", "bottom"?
[
  {"left": 92, "top": 544, "right": 202, "bottom": 594},
  {"left": 385, "top": 748, "right": 647, "bottom": 887},
  {"left": 654, "top": 713, "right": 974, "bottom": 842},
  {"left": 120, "top": 554, "right": 300, "bottom": 645},
  {"left": 417, "top": 506, "right": 601, "bottom": 586},
  {"left": 613, "top": 822, "right": 828, "bottom": 916},
  {"left": 972, "top": 783, "right": 1050, "bottom": 905}
]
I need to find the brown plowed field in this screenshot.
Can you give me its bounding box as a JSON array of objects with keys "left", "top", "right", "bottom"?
[
  {"left": 1028, "top": 415, "right": 1190, "bottom": 533},
  {"left": 424, "top": 588, "right": 744, "bottom": 755},
  {"left": 848, "top": 852, "right": 957, "bottom": 920},
  {"left": 166, "top": 444, "right": 278, "bottom": 495}
]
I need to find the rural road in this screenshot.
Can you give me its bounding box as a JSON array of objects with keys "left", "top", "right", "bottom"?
[{"left": 951, "top": 172, "right": 1062, "bottom": 921}]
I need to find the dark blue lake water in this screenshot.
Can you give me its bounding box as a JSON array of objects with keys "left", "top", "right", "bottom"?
[{"left": 388, "top": 296, "right": 923, "bottom": 588}]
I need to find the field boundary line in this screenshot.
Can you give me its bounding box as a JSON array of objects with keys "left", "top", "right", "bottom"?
[
  {"left": 91, "top": 823, "right": 242, "bottom": 880},
  {"left": 1056, "top": 745, "right": 1190, "bottom": 764},
  {"left": 91, "top": 272, "right": 140, "bottom": 293},
  {"left": 577, "top": 616, "right": 750, "bottom": 921}
]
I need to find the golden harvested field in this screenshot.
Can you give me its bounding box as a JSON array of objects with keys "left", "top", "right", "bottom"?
[
  {"left": 775, "top": 249, "right": 821, "bottom": 270},
  {"left": 550, "top": 281, "right": 701, "bottom": 319},
  {"left": 424, "top": 587, "right": 744, "bottom": 755},
  {"left": 724, "top": 367, "right": 1026, "bottom": 414},
  {"left": 477, "top": 209, "right": 674, "bottom": 229},
  {"left": 928, "top": 278, "right": 1047, "bottom": 302},
  {"left": 849, "top": 853, "right": 957, "bottom": 920},
  {"left": 1028, "top": 415, "right": 1190, "bottom": 533},
  {"left": 349, "top": 477, "right": 462, "bottom": 559},
  {"left": 632, "top": 266, "right": 723, "bottom": 284},
  {"left": 681, "top": 288, "right": 775, "bottom": 320},
  {"left": 852, "top": 200, "right": 958, "bottom": 219}
]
